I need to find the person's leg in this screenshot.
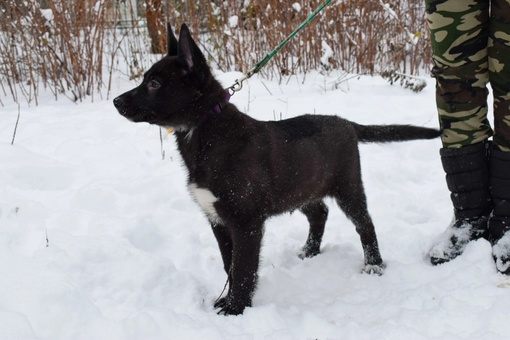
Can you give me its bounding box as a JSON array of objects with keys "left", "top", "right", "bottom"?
[
  {"left": 488, "top": 0, "right": 510, "bottom": 274},
  {"left": 427, "top": 0, "right": 492, "bottom": 146},
  {"left": 488, "top": 146, "right": 510, "bottom": 274},
  {"left": 489, "top": 0, "right": 510, "bottom": 153},
  {"left": 429, "top": 142, "right": 491, "bottom": 264},
  {"left": 426, "top": 0, "right": 493, "bottom": 264}
]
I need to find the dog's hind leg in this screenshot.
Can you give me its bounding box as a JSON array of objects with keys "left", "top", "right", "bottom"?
[
  {"left": 215, "top": 219, "right": 264, "bottom": 315},
  {"left": 335, "top": 181, "right": 385, "bottom": 275},
  {"left": 299, "top": 200, "right": 329, "bottom": 259}
]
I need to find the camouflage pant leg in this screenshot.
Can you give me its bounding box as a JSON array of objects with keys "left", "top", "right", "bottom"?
[
  {"left": 426, "top": 0, "right": 493, "bottom": 148},
  {"left": 489, "top": 0, "right": 510, "bottom": 151}
]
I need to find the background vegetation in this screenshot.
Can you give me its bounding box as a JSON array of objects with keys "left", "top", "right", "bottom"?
[{"left": 0, "top": 0, "right": 431, "bottom": 105}]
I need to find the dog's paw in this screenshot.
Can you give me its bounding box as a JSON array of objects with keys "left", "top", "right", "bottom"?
[
  {"left": 214, "top": 297, "right": 227, "bottom": 310},
  {"left": 361, "top": 263, "right": 385, "bottom": 276},
  {"left": 298, "top": 245, "right": 320, "bottom": 259},
  {"left": 214, "top": 297, "right": 246, "bottom": 316}
]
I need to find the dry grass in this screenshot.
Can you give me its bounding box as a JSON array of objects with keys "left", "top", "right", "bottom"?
[
  {"left": 169, "top": 0, "right": 430, "bottom": 80},
  {"left": 0, "top": 0, "right": 431, "bottom": 105}
]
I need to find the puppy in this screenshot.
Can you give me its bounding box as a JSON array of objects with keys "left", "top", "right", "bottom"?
[{"left": 114, "top": 23, "right": 440, "bottom": 315}]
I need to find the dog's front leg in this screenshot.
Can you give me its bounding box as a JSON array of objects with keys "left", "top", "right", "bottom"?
[
  {"left": 216, "top": 221, "right": 263, "bottom": 316},
  {"left": 210, "top": 222, "right": 233, "bottom": 274},
  {"left": 211, "top": 222, "right": 233, "bottom": 309}
]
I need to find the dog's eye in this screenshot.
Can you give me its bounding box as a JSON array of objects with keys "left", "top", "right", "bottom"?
[{"left": 148, "top": 79, "right": 161, "bottom": 90}]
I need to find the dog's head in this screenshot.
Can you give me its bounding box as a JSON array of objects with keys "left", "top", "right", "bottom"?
[{"left": 113, "top": 24, "right": 222, "bottom": 130}]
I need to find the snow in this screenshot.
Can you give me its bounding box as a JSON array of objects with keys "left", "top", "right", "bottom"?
[
  {"left": 428, "top": 218, "right": 472, "bottom": 264},
  {"left": 1, "top": 69, "right": 510, "bottom": 339},
  {"left": 228, "top": 16, "right": 239, "bottom": 29},
  {"left": 320, "top": 41, "right": 333, "bottom": 69},
  {"left": 40, "top": 9, "right": 53, "bottom": 23},
  {"left": 379, "top": 1, "right": 398, "bottom": 21},
  {"left": 493, "top": 232, "right": 510, "bottom": 273}
]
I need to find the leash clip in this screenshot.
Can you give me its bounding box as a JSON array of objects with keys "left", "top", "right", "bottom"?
[
  {"left": 228, "top": 66, "right": 258, "bottom": 95},
  {"left": 229, "top": 79, "right": 243, "bottom": 94},
  {"left": 229, "top": 73, "right": 249, "bottom": 95}
]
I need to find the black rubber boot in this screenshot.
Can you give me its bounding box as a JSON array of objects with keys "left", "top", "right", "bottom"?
[
  {"left": 430, "top": 142, "right": 492, "bottom": 265},
  {"left": 489, "top": 145, "right": 510, "bottom": 275}
]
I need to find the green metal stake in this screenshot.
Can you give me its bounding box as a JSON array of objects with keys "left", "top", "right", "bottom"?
[{"left": 229, "top": 0, "right": 334, "bottom": 93}]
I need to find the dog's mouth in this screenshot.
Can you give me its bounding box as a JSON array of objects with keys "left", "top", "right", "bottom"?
[
  {"left": 115, "top": 106, "right": 157, "bottom": 124},
  {"left": 123, "top": 111, "right": 156, "bottom": 124},
  {"left": 133, "top": 114, "right": 156, "bottom": 123}
]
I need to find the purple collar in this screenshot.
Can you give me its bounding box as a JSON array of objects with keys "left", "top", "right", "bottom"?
[{"left": 199, "top": 92, "right": 231, "bottom": 124}]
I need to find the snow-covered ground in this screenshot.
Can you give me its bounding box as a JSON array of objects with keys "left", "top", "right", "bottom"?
[{"left": 1, "top": 70, "right": 509, "bottom": 340}]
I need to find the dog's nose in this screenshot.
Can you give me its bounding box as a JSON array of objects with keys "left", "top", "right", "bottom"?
[{"left": 113, "top": 96, "right": 123, "bottom": 108}]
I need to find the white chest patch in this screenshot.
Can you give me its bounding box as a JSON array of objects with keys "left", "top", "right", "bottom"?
[{"left": 188, "top": 183, "right": 221, "bottom": 222}]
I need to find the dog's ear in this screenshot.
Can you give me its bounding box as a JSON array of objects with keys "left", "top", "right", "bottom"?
[
  {"left": 167, "top": 23, "right": 178, "bottom": 57},
  {"left": 177, "top": 23, "right": 207, "bottom": 74}
]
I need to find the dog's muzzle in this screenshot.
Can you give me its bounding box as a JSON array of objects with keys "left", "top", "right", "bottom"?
[{"left": 113, "top": 94, "right": 156, "bottom": 123}]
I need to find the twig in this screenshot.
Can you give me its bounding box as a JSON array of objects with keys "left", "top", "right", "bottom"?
[
  {"left": 11, "top": 104, "right": 20, "bottom": 145},
  {"left": 260, "top": 80, "right": 272, "bottom": 96},
  {"left": 159, "top": 127, "right": 165, "bottom": 160},
  {"left": 380, "top": 70, "right": 427, "bottom": 93}
]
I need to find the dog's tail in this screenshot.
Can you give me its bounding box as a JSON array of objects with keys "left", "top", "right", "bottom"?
[{"left": 352, "top": 123, "right": 441, "bottom": 143}]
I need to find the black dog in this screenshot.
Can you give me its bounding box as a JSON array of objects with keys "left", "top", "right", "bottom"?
[{"left": 114, "top": 24, "right": 440, "bottom": 315}]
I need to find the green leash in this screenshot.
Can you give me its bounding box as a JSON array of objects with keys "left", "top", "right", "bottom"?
[{"left": 228, "top": 0, "right": 334, "bottom": 94}]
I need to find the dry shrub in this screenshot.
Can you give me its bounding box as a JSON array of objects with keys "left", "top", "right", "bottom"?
[
  {"left": 0, "top": 0, "right": 431, "bottom": 105},
  {"left": 0, "top": 0, "right": 156, "bottom": 104},
  {"left": 0, "top": 0, "right": 109, "bottom": 104},
  {"left": 169, "top": 0, "right": 430, "bottom": 82}
]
